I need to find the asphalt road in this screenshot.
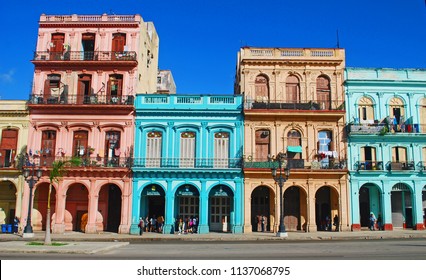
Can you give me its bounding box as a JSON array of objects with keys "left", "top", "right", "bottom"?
[{"left": 1, "top": 239, "right": 426, "bottom": 260}]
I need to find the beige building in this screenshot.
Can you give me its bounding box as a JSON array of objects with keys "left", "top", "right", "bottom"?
[
  {"left": 0, "top": 101, "right": 29, "bottom": 228},
  {"left": 235, "top": 47, "right": 349, "bottom": 233}
]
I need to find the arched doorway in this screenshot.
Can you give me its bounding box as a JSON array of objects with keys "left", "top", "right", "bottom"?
[
  {"left": 284, "top": 186, "right": 307, "bottom": 231},
  {"left": 359, "top": 184, "right": 382, "bottom": 228},
  {"left": 98, "top": 184, "right": 122, "bottom": 233},
  {"left": 33, "top": 182, "right": 57, "bottom": 231},
  {"left": 175, "top": 184, "right": 199, "bottom": 223},
  {"left": 209, "top": 185, "right": 234, "bottom": 232},
  {"left": 315, "top": 186, "right": 339, "bottom": 231},
  {"left": 140, "top": 184, "right": 165, "bottom": 222},
  {"left": 251, "top": 186, "right": 274, "bottom": 232},
  {"left": 65, "top": 183, "right": 89, "bottom": 232},
  {"left": 391, "top": 183, "right": 413, "bottom": 229},
  {"left": 0, "top": 181, "right": 16, "bottom": 224}
]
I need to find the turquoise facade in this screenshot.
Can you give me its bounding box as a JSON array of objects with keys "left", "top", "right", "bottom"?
[
  {"left": 345, "top": 68, "right": 426, "bottom": 230},
  {"left": 131, "top": 94, "right": 244, "bottom": 234}
]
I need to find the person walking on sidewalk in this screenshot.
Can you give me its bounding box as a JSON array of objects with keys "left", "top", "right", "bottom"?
[
  {"left": 333, "top": 214, "right": 339, "bottom": 232},
  {"left": 138, "top": 217, "right": 145, "bottom": 235},
  {"left": 369, "top": 213, "right": 376, "bottom": 231}
]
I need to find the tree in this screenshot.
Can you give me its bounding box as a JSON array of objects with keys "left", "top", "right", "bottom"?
[{"left": 44, "top": 157, "right": 81, "bottom": 245}]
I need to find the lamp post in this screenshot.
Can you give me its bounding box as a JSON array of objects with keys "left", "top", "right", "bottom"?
[
  {"left": 23, "top": 164, "right": 42, "bottom": 238},
  {"left": 271, "top": 152, "right": 290, "bottom": 237}
]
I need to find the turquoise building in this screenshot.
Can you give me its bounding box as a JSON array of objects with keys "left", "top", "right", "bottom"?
[
  {"left": 345, "top": 68, "right": 426, "bottom": 231},
  {"left": 131, "top": 94, "right": 244, "bottom": 234}
]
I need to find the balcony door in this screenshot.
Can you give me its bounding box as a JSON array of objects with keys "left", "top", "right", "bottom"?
[
  {"left": 105, "top": 131, "right": 120, "bottom": 166},
  {"left": 107, "top": 75, "right": 123, "bottom": 104},
  {"left": 50, "top": 33, "right": 64, "bottom": 60},
  {"left": 286, "top": 75, "right": 300, "bottom": 103},
  {"left": 82, "top": 33, "right": 95, "bottom": 60},
  {"left": 0, "top": 129, "right": 18, "bottom": 167},
  {"left": 146, "top": 131, "right": 162, "bottom": 167},
  {"left": 316, "top": 76, "right": 331, "bottom": 110},
  {"left": 180, "top": 132, "right": 196, "bottom": 168},
  {"left": 77, "top": 74, "right": 92, "bottom": 104},
  {"left": 255, "top": 75, "right": 269, "bottom": 103},
  {"left": 73, "top": 131, "right": 88, "bottom": 157},
  {"left": 112, "top": 33, "right": 126, "bottom": 60},
  {"left": 41, "top": 130, "right": 56, "bottom": 165},
  {"left": 214, "top": 132, "right": 229, "bottom": 168}
]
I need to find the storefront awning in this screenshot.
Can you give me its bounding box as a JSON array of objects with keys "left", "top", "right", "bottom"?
[{"left": 287, "top": 146, "right": 302, "bottom": 153}]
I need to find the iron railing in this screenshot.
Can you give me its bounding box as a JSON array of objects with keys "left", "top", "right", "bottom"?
[
  {"left": 33, "top": 51, "right": 137, "bottom": 62},
  {"left": 243, "top": 158, "right": 347, "bottom": 170},
  {"left": 348, "top": 123, "right": 422, "bottom": 135},
  {"left": 132, "top": 158, "right": 242, "bottom": 169},
  {"left": 244, "top": 98, "right": 345, "bottom": 111},
  {"left": 26, "top": 156, "right": 131, "bottom": 168},
  {"left": 355, "top": 161, "right": 384, "bottom": 171},
  {"left": 386, "top": 161, "right": 415, "bottom": 171},
  {"left": 29, "top": 93, "right": 134, "bottom": 105}
]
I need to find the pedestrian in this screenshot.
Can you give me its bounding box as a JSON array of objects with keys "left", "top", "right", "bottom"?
[
  {"left": 369, "top": 213, "right": 376, "bottom": 231},
  {"left": 325, "top": 215, "right": 331, "bottom": 231},
  {"left": 333, "top": 214, "right": 339, "bottom": 232},
  {"left": 138, "top": 217, "right": 145, "bottom": 235},
  {"left": 261, "top": 215, "right": 265, "bottom": 232},
  {"left": 150, "top": 215, "right": 157, "bottom": 232},
  {"left": 377, "top": 214, "right": 383, "bottom": 231},
  {"left": 192, "top": 216, "right": 198, "bottom": 233},
  {"left": 178, "top": 218, "right": 183, "bottom": 235},
  {"left": 145, "top": 216, "right": 150, "bottom": 232},
  {"left": 13, "top": 216, "right": 20, "bottom": 234}
]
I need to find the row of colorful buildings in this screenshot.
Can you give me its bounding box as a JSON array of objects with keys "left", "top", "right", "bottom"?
[{"left": 0, "top": 14, "right": 425, "bottom": 235}]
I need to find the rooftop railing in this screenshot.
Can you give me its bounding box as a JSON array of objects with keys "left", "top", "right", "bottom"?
[
  {"left": 33, "top": 51, "right": 137, "bottom": 62},
  {"left": 241, "top": 48, "right": 344, "bottom": 60},
  {"left": 41, "top": 14, "right": 139, "bottom": 23}
]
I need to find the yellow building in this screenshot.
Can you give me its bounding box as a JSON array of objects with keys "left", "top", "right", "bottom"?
[
  {"left": 0, "top": 101, "right": 29, "bottom": 230},
  {"left": 235, "top": 47, "right": 349, "bottom": 233}
]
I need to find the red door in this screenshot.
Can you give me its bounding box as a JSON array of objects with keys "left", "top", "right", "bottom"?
[
  {"left": 73, "top": 131, "right": 89, "bottom": 157},
  {"left": 41, "top": 130, "right": 56, "bottom": 165},
  {"left": 50, "top": 33, "right": 64, "bottom": 60},
  {"left": 112, "top": 33, "right": 126, "bottom": 60},
  {"left": 107, "top": 75, "right": 123, "bottom": 103},
  {"left": 77, "top": 75, "right": 92, "bottom": 104},
  {"left": 255, "top": 130, "right": 270, "bottom": 161},
  {"left": 317, "top": 76, "right": 331, "bottom": 110}
]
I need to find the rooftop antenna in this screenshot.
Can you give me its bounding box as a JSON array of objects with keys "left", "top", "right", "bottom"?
[{"left": 336, "top": 29, "right": 340, "bottom": 48}]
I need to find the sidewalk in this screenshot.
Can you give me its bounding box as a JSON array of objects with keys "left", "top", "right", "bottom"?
[{"left": 1, "top": 229, "right": 425, "bottom": 254}]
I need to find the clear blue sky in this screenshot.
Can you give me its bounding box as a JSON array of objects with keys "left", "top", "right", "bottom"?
[{"left": 1, "top": 0, "right": 425, "bottom": 100}]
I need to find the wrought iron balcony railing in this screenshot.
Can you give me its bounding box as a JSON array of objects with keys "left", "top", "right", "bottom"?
[
  {"left": 386, "top": 161, "right": 415, "bottom": 171},
  {"left": 355, "top": 161, "right": 384, "bottom": 171},
  {"left": 243, "top": 158, "right": 347, "bottom": 170},
  {"left": 32, "top": 51, "right": 137, "bottom": 62},
  {"left": 29, "top": 93, "right": 134, "bottom": 105},
  {"left": 27, "top": 156, "right": 131, "bottom": 168},
  {"left": 244, "top": 98, "right": 345, "bottom": 111},
  {"left": 132, "top": 158, "right": 242, "bottom": 169},
  {"left": 348, "top": 123, "right": 423, "bottom": 135}
]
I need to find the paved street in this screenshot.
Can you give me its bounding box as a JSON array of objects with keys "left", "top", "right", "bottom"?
[{"left": 1, "top": 239, "right": 426, "bottom": 260}]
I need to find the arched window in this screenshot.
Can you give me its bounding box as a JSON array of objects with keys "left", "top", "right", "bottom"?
[
  {"left": 146, "top": 131, "right": 162, "bottom": 167},
  {"left": 214, "top": 132, "right": 229, "bottom": 168},
  {"left": 358, "top": 96, "right": 375, "bottom": 123},
  {"left": 73, "top": 130, "right": 89, "bottom": 157},
  {"left": 255, "top": 129, "right": 270, "bottom": 161},
  {"left": 180, "top": 132, "right": 196, "bottom": 168},
  {"left": 112, "top": 33, "right": 126, "bottom": 53},
  {"left": 255, "top": 75, "right": 269, "bottom": 102},
  {"left": 82, "top": 33, "right": 95, "bottom": 60},
  {"left": 286, "top": 75, "right": 300, "bottom": 103},
  {"left": 287, "top": 130, "right": 302, "bottom": 159},
  {"left": 389, "top": 97, "right": 405, "bottom": 131},
  {"left": 316, "top": 75, "right": 331, "bottom": 110},
  {"left": 318, "top": 130, "right": 333, "bottom": 152},
  {"left": 0, "top": 129, "right": 18, "bottom": 167},
  {"left": 107, "top": 74, "right": 123, "bottom": 104},
  {"left": 44, "top": 74, "right": 61, "bottom": 102},
  {"left": 50, "top": 33, "right": 65, "bottom": 60}
]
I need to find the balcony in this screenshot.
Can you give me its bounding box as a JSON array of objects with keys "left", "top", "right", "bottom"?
[
  {"left": 132, "top": 158, "right": 242, "bottom": 169},
  {"left": 386, "top": 161, "right": 415, "bottom": 171},
  {"left": 244, "top": 98, "right": 345, "bottom": 111},
  {"left": 243, "top": 158, "right": 347, "bottom": 170},
  {"left": 29, "top": 156, "right": 131, "bottom": 168},
  {"left": 348, "top": 121, "right": 423, "bottom": 135},
  {"left": 355, "top": 161, "right": 384, "bottom": 171},
  {"left": 29, "top": 93, "right": 134, "bottom": 106},
  {"left": 32, "top": 51, "right": 137, "bottom": 67}
]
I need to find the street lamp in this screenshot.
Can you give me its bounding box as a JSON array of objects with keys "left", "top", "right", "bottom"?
[
  {"left": 23, "top": 164, "right": 42, "bottom": 238},
  {"left": 271, "top": 152, "right": 290, "bottom": 237}
]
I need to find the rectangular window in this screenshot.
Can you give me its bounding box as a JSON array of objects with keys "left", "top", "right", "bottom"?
[
  {"left": 146, "top": 132, "right": 162, "bottom": 167},
  {"left": 180, "top": 132, "right": 195, "bottom": 168},
  {"left": 214, "top": 132, "right": 229, "bottom": 168}
]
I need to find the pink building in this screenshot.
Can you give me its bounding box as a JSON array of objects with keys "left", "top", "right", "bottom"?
[{"left": 22, "top": 14, "right": 159, "bottom": 234}]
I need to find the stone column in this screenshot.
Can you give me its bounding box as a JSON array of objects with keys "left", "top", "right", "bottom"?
[
  {"left": 52, "top": 180, "right": 66, "bottom": 234},
  {"left": 85, "top": 180, "right": 98, "bottom": 234}
]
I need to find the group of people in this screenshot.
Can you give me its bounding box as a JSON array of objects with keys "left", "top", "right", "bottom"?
[
  {"left": 177, "top": 216, "right": 198, "bottom": 234},
  {"left": 320, "top": 215, "right": 340, "bottom": 231},
  {"left": 137, "top": 215, "right": 164, "bottom": 235},
  {"left": 369, "top": 212, "right": 383, "bottom": 231}
]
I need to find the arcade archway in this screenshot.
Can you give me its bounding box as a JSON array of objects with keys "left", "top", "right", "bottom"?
[
  {"left": 98, "top": 184, "right": 122, "bottom": 232},
  {"left": 208, "top": 185, "right": 234, "bottom": 232},
  {"left": 315, "top": 186, "right": 339, "bottom": 231},
  {"left": 359, "top": 183, "right": 382, "bottom": 228},
  {"left": 284, "top": 186, "right": 307, "bottom": 231},
  {"left": 0, "top": 181, "right": 16, "bottom": 224},
  {"left": 65, "top": 183, "right": 88, "bottom": 232},
  {"left": 251, "top": 186, "right": 275, "bottom": 232},
  {"left": 33, "top": 182, "right": 57, "bottom": 230}
]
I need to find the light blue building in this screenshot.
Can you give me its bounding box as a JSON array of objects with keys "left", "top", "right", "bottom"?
[
  {"left": 345, "top": 68, "right": 426, "bottom": 231},
  {"left": 131, "top": 94, "right": 244, "bottom": 234}
]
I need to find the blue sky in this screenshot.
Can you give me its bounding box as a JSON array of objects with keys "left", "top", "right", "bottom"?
[{"left": 1, "top": 0, "right": 425, "bottom": 100}]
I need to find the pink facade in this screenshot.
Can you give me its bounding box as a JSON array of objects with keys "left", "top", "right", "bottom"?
[{"left": 22, "top": 14, "right": 159, "bottom": 234}]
